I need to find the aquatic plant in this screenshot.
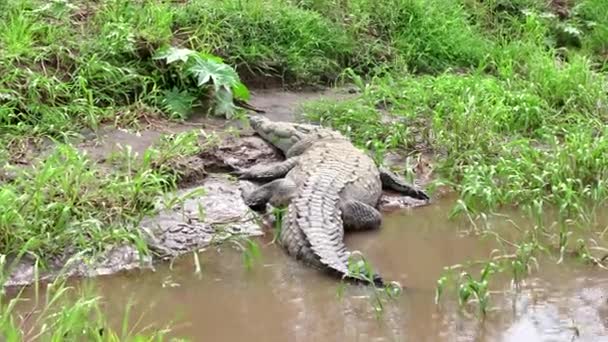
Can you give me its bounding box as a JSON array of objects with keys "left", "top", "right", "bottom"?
[
  {"left": 0, "top": 256, "right": 185, "bottom": 341},
  {"left": 338, "top": 252, "right": 403, "bottom": 319}
]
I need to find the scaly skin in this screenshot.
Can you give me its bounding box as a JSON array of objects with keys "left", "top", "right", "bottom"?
[{"left": 238, "top": 116, "right": 430, "bottom": 286}]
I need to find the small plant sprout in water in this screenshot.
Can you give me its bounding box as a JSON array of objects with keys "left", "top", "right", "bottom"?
[
  {"left": 270, "top": 206, "right": 286, "bottom": 244},
  {"left": 211, "top": 226, "right": 262, "bottom": 272},
  {"left": 240, "top": 238, "right": 263, "bottom": 271},
  {"left": 435, "top": 231, "right": 549, "bottom": 316},
  {"left": 343, "top": 251, "right": 403, "bottom": 319},
  {"left": 436, "top": 261, "right": 503, "bottom": 318}
]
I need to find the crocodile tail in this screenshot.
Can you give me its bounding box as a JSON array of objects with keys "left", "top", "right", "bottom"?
[
  {"left": 289, "top": 171, "right": 385, "bottom": 286},
  {"left": 339, "top": 272, "right": 386, "bottom": 288}
]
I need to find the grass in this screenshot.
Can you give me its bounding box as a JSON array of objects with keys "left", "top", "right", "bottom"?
[
  {"left": 0, "top": 128, "right": 207, "bottom": 268},
  {"left": 0, "top": 257, "right": 186, "bottom": 341},
  {"left": 1, "top": 0, "right": 608, "bottom": 328},
  {"left": 299, "top": 2, "right": 608, "bottom": 315}
]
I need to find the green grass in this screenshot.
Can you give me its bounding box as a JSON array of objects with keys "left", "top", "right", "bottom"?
[
  {"left": 298, "top": 1, "right": 608, "bottom": 314},
  {"left": 1, "top": 0, "right": 608, "bottom": 323},
  {"left": 305, "top": 48, "right": 608, "bottom": 217},
  {"left": 0, "top": 0, "right": 496, "bottom": 143},
  {"left": 0, "top": 129, "right": 204, "bottom": 264},
  {"left": 0, "top": 260, "right": 186, "bottom": 341}
]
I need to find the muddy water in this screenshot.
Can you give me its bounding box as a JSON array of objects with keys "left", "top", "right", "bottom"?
[
  {"left": 7, "top": 88, "right": 608, "bottom": 340},
  {"left": 13, "top": 197, "right": 608, "bottom": 341}
]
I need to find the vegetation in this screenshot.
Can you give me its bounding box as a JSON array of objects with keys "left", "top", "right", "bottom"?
[
  {"left": 0, "top": 258, "right": 185, "bottom": 341},
  {"left": 0, "top": 129, "right": 206, "bottom": 264},
  {"left": 1, "top": 0, "right": 607, "bottom": 334},
  {"left": 299, "top": 0, "right": 608, "bottom": 315},
  {"left": 342, "top": 252, "right": 403, "bottom": 319}
]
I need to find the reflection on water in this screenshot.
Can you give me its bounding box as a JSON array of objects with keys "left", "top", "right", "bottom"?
[{"left": 11, "top": 198, "right": 608, "bottom": 341}]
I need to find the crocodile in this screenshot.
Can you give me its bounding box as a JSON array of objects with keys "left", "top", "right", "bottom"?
[{"left": 236, "top": 115, "right": 430, "bottom": 286}]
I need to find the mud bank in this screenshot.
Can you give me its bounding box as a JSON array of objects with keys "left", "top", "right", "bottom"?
[
  {"left": 2, "top": 88, "right": 432, "bottom": 288},
  {"left": 2, "top": 133, "right": 284, "bottom": 287}
]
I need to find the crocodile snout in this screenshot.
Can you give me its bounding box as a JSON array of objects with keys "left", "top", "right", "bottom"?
[{"left": 248, "top": 115, "right": 268, "bottom": 131}]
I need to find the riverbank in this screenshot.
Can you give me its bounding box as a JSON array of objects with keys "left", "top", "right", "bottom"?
[{"left": 2, "top": 0, "right": 608, "bottom": 339}]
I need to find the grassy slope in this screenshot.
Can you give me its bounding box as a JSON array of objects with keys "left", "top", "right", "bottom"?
[
  {"left": 299, "top": 0, "right": 608, "bottom": 311},
  {"left": 0, "top": 0, "right": 494, "bottom": 261},
  {"left": 304, "top": 1, "right": 608, "bottom": 225},
  {"left": 0, "top": 0, "right": 607, "bottom": 327}
]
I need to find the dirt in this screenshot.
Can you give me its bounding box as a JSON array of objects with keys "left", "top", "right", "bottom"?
[
  {"left": 549, "top": 0, "right": 573, "bottom": 19},
  {"left": 2, "top": 87, "right": 432, "bottom": 288}
]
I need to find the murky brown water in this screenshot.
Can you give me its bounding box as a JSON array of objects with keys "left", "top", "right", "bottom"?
[
  {"left": 11, "top": 197, "right": 608, "bottom": 342},
  {"left": 6, "top": 89, "right": 608, "bottom": 341}
]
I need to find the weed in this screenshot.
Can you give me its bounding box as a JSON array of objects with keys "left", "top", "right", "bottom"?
[
  {"left": 270, "top": 206, "right": 286, "bottom": 244},
  {"left": 210, "top": 230, "right": 263, "bottom": 272},
  {"left": 342, "top": 252, "right": 403, "bottom": 319},
  {"left": 448, "top": 262, "right": 499, "bottom": 317},
  {"left": 0, "top": 261, "right": 183, "bottom": 341}
]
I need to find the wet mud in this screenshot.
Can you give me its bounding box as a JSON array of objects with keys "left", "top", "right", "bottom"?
[
  {"left": 247, "top": 87, "right": 355, "bottom": 122},
  {"left": 2, "top": 87, "right": 430, "bottom": 287}
]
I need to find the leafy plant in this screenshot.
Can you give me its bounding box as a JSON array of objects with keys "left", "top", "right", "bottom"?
[
  {"left": 160, "top": 87, "right": 197, "bottom": 120},
  {"left": 153, "top": 46, "right": 250, "bottom": 119},
  {"left": 340, "top": 252, "right": 403, "bottom": 319}
]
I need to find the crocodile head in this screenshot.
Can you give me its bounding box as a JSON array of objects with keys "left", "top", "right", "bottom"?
[{"left": 248, "top": 115, "right": 325, "bottom": 154}]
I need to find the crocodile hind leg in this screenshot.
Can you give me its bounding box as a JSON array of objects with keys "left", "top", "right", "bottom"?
[
  {"left": 235, "top": 158, "right": 298, "bottom": 181},
  {"left": 378, "top": 166, "right": 430, "bottom": 201},
  {"left": 242, "top": 178, "right": 297, "bottom": 212},
  {"left": 340, "top": 200, "right": 383, "bottom": 232}
]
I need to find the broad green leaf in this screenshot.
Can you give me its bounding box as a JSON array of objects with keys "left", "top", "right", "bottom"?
[
  {"left": 214, "top": 87, "right": 236, "bottom": 118},
  {"left": 153, "top": 46, "right": 195, "bottom": 64},
  {"left": 562, "top": 24, "right": 581, "bottom": 37},
  {"left": 187, "top": 58, "right": 240, "bottom": 91},
  {"left": 232, "top": 81, "right": 250, "bottom": 101},
  {"left": 161, "top": 88, "right": 196, "bottom": 120},
  {"left": 195, "top": 52, "right": 224, "bottom": 64}
]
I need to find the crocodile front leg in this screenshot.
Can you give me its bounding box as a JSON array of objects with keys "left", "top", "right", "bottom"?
[
  {"left": 242, "top": 178, "right": 297, "bottom": 212},
  {"left": 235, "top": 158, "right": 299, "bottom": 181},
  {"left": 340, "top": 200, "right": 383, "bottom": 232},
  {"left": 378, "top": 166, "right": 430, "bottom": 201}
]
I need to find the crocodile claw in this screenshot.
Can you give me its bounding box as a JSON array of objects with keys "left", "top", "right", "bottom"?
[
  {"left": 413, "top": 189, "right": 430, "bottom": 201},
  {"left": 230, "top": 167, "right": 250, "bottom": 180}
]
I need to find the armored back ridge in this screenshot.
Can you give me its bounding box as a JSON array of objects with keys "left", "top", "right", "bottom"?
[{"left": 238, "top": 115, "right": 430, "bottom": 286}]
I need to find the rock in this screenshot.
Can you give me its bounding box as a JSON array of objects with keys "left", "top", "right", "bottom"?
[{"left": 141, "top": 174, "right": 263, "bottom": 259}]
